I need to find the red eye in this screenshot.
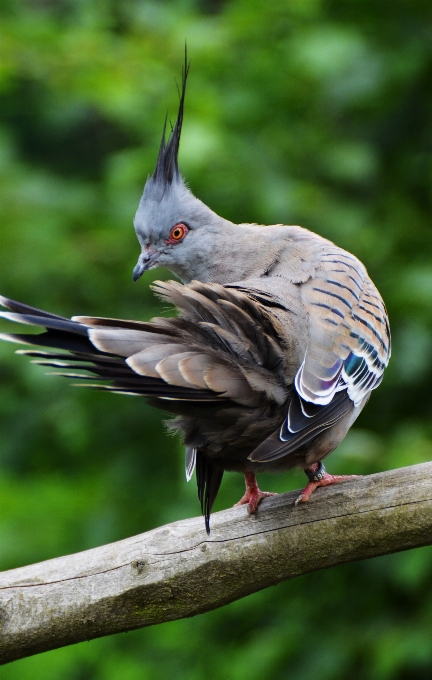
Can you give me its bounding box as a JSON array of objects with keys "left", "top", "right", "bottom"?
[{"left": 166, "top": 223, "right": 188, "bottom": 244}]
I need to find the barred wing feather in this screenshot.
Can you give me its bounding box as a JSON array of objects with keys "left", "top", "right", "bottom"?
[{"left": 297, "top": 247, "right": 391, "bottom": 407}]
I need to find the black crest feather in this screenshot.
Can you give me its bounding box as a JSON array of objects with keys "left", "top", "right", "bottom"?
[{"left": 153, "top": 50, "right": 190, "bottom": 186}]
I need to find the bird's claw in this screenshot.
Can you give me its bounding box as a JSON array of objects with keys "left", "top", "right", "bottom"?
[
  {"left": 235, "top": 471, "right": 277, "bottom": 514},
  {"left": 295, "top": 472, "right": 361, "bottom": 506},
  {"left": 235, "top": 489, "right": 277, "bottom": 514}
]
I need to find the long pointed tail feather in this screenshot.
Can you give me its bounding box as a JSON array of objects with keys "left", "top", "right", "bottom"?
[{"left": 196, "top": 451, "right": 224, "bottom": 535}]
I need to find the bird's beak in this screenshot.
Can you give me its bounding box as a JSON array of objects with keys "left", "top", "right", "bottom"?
[{"left": 132, "top": 249, "right": 160, "bottom": 282}]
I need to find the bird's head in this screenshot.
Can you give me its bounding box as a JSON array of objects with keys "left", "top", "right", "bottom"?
[{"left": 133, "top": 59, "right": 220, "bottom": 284}]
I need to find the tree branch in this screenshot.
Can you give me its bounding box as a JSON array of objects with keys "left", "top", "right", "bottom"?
[{"left": 1, "top": 462, "right": 432, "bottom": 664}]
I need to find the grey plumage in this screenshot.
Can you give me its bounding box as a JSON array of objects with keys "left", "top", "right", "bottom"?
[{"left": 0, "top": 60, "right": 390, "bottom": 533}]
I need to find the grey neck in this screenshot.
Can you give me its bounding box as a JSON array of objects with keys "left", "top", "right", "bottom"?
[{"left": 169, "top": 220, "right": 292, "bottom": 285}]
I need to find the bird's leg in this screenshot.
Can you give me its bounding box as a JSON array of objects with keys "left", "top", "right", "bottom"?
[
  {"left": 234, "top": 471, "right": 277, "bottom": 514},
  {"left": 295, "top": 462, "right": 360, "bottom": 506}
]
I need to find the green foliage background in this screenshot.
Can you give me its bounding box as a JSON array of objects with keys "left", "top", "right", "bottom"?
[{"left": 0, "top": 0, "right": 432, "bottom": 677}]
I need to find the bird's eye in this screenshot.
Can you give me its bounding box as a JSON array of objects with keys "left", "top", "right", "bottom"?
[{"left": 167, "top": 223, "right": 188, "bottom": 244}]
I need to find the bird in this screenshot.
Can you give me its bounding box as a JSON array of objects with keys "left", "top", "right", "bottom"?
[{"left": 0, "top": 59, "right": 390, "bottom": 534}]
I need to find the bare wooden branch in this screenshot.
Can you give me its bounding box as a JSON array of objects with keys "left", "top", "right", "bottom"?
[{"left": 1, "top": 462, "right": 432, "bottom": 665}]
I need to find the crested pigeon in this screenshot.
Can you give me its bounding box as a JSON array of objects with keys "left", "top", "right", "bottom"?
[{"left": 0, "top": 60, "right": 390, "bottom": 534}]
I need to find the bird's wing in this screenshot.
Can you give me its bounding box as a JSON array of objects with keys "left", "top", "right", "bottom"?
[
  {"left": 233, "top": 245, "right": 390, "bottom": 464},
  {"left": 248, "top": 389, "right": 354, "bottom": 462},
  {"left": 0, "top": 284, "right": 292, "bottom": 534},
  {"left": 245, "top": 236, "right": 390, "bottom": 408},
  {"left": 0, "top": 282, "right": 288, "bottom": 408},
  {"left": 297, "top": 245, "right": 391, "bottom": 407}
]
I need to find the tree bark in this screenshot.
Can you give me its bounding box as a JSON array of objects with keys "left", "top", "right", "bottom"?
[{"left": 1, "top": 462, "right": 432, "bottom": 665}]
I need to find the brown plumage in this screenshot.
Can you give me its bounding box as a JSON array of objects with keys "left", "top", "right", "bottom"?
[
  {"left": 0, "top": 242, "right": 390, "bottom": 533},
  {"left": 0, "top": 61, "right": 391, "bottom": 532}
]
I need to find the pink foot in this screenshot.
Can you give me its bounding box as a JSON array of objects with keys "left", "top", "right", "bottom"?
[
  {"left": 234, "top": 471, "right": 277, "bottom": 514},
  {"left": 295, "top": 462, "right": 360, "bottom": 506}
]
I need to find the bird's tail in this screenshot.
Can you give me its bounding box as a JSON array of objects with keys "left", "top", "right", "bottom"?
[{"left": 196, "top": 451, "right": 224, "bottom": 535}]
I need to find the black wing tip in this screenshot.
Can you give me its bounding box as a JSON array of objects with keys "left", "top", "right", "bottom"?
[
  {"left": 249, "top": 390, "right": 353, "bottom": 463},
  {"left": 0, "top": 295, "right": 14, "bottom": 310},
  {"left": 0, "top": 295, "right": 69, "bottom": 320}
]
